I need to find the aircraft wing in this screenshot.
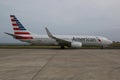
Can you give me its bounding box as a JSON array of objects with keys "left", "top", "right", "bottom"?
[{"left": 45, "top": 27, "right": 71, "bottom": 46}]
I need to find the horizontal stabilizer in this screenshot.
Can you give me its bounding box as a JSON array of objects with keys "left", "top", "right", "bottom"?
[{"left": 4, "top": 32, "right": 15, "bottom": 37}]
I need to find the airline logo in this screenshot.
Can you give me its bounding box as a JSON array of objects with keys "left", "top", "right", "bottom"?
[
  {"left": 98, "top": 39, "right": 101, "bottom": 42},
  {"left": 96, "top": 37, "right": 101, "bottom": 42},
  {"left": 10, "top": 15, "right": 33, "bottom": 39}
]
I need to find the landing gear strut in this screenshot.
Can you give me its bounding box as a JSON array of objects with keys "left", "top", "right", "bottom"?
[
  {"left": 100, "top": 45, "right": 104, "bottom": 49},
  {"left": 61, "top": 46, "right": 65, "bottom": 49}
]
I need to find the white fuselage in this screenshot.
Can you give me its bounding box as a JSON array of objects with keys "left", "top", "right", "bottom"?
[{"left": 19, "top": 34, "right": 112, "bottom": 47}]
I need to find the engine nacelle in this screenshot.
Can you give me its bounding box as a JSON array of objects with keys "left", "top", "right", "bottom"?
[{"left": 71, "top": 41, "right": 82, "bottom": 48}]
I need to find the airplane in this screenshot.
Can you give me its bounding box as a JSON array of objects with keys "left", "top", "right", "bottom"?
[{"left": 5, "top": 15, "right": 113, "bottom": 49}]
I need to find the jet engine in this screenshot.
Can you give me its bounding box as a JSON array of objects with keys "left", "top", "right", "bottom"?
[{"left": 70, "top": 41, "right": 82, "bottom": 48}]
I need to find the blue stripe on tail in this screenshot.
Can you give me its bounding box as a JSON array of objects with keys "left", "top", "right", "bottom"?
[{"left": 11, "top": 15, "right": 27, "bottom": 30}]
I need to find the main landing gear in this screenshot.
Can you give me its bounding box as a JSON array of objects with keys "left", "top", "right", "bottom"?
[{"left": 61, "top": 46, "right": 65, "bottom": 49}]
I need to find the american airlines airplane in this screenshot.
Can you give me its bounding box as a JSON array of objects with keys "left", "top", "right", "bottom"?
[{"left": 5, "top": 15, "right": 113, "bottom": 48}]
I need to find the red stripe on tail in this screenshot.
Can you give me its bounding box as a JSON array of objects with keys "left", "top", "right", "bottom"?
[
  {"left": 12, "top": 24, "right": 18, "bottom": 26},
  {"left": 14, "top": 32, "right": 30, "bottom": 35},
  {"left": 11, "top": 19, "right": 17, "bottom": 21},
  {"left": 14, "top": 28, "right": 20, "bottom": 30},
  {"left": 10, "top": 15, "right": 15, "bottom": 17}
]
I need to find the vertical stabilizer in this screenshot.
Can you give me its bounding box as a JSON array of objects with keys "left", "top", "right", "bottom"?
[{"left": 10, "top": 15, "right": 33, "bottom": 39}]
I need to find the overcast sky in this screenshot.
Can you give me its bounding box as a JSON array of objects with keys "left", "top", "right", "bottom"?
[{"left": 0, "top": 0, "right": 120, "bottom": 43}]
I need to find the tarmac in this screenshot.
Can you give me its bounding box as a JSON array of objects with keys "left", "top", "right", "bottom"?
[{"left": 0, "top": 49, "right": 120, "bottom": 80}]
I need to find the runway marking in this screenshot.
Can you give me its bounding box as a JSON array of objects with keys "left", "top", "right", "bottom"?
[{"left": 31, "top": 52, "right": 57, "bottom": 80}]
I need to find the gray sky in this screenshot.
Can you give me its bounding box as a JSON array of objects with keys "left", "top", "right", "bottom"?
[{"left": 0, "top": 0, "right": 120, "bottom": 43}]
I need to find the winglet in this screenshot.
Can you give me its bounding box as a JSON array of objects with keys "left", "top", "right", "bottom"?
[{"left": 45, "top": 27, "right": 54, "bottom": 38}]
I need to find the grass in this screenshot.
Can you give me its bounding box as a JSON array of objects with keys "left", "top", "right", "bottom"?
[
  {"left": 0, "top": 42, "right": 120, "bottom": 49},
  {"left": 0, "top": 45, "right": 61, "bottom": 49}
]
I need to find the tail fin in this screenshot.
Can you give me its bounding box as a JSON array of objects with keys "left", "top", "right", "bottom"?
[
  {"left": 10, "top": 15, "right": 31, "bottom": 35},
  {"left": 9, "top": 15, "right": 33, "bottom": 40}
]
